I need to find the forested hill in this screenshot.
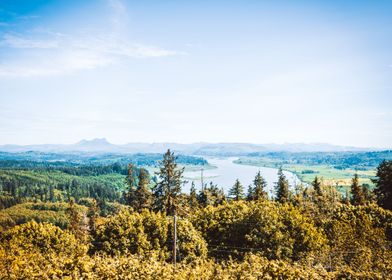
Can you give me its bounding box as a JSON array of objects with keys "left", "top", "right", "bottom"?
[
  {"left": 246, "top": 150, "right": 392, "bottom": 170},
  {"left": 0, "top": 151, "right": 207, "bottom": 169},
  {"left": 0, "top": 151, "right": 208, "bottom": 209}
]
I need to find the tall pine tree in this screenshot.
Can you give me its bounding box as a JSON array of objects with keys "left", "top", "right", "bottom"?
[
  {"left": 373, "top": 160, "right": 392, "bottom": 210},
  {"left": 253, "top": 171, "right": 268, "bottom": 200},
  {"left": 350, "top": 173, "right": 365, "bottom": 205},
  {"left": 246, "top": 185, "right": 254, "bottom": 201},
  {"left": 312, "top": 176, "right": 322, "bottom": 197},
  {"left": 134, "top": 168, "right": 153, "bottom": 211},
  {"left": 153, "top": 149, "right": 184, "bottom": 215},
  {"left": 189, "top": 181, "right": 199, "bottom": 209},
  {"left": 125, "top": 163, "right": 137, "bottom": 207},
  {"left": 229, "top": 179, "right": 245, "bottom": 201},
  {"left": 275, "top": 168, "right": 290, "bottom": 203}
]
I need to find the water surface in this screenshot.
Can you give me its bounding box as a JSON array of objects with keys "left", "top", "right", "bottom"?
[{"left": 182, "top": 157, "right": 301, "bottom": 196}]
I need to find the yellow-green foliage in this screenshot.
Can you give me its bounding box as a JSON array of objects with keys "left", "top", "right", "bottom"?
[
  {"left": 192, "top": 200, "right": 327, "bottom": 261},
  {"left": 93, "top": 209, "right": 208, "bottom": 262},
  {"left": 322, "top": 203, "right": 392, "bottom": 276},
  {"left": 0, "top": 221, "right": 90, "bottom": 279},
  {"left": 0, "top": 202, "right": 87, "bottom": 231},
  {"left": 0, "top": 201, "right": 391, "bottom": 278},
  {"left": 88, "top": 253, "right": 333, "bottom": 280}
]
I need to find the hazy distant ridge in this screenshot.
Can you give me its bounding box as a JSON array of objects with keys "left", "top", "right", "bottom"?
[{"left": 0, "top": 138, "right": 378, "bottom": 155}]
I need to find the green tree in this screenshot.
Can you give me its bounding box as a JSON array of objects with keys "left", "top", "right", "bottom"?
[
  {"left": 312, "top": 176, "right": 322, "bottom": 197},
  {"left": 246, "top": 185, "right": 254, "bottom": 201},
  {"left": 373, "top": 160, "right": 392, "bottom": 210},
  {"left": 197, "top": 188, "right": 211, "bottom": 207},
  {"left": 350, "top": 173, "right": 365, "bottom": 206},
  {"left": 125, "top": 163, "right": 137, "bottom": 207},
  {"left": 207, "top": 182, "right": 226, "bottom": 206},
  {"left": 229, "top": 179, "right": 245, "bottom": 201},
  {"left": 253, "top": 171, "right": 268, "bottom": 200},
  {"left": 275, "top": 168, "right": 290, "bottom": 204},
  {"left": 134, "top": 168, "right": 153, "bottom": 211},
  {"left": 189, "top": 182, "right": 199, "bottom": 209},
  {"left": 153, "top": 150, "right": 184, "bottom": 215}
]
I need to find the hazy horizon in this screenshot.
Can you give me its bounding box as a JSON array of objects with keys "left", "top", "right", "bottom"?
[
  {"left": 0, "top": 0, "right": 391, "bottom": 147},
  {"left": 0, "top": 137, "right": 390, "bottom": 150}
]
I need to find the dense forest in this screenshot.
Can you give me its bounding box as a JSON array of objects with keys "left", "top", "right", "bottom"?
[
  {"left": 0, "top": 152, "right": 207, "bottom": 210},
  {"left": 245, "top": 150, "right": 392, "bottom": 170},
  {"left": 0, "top": 150, "right": 391, "bottom": 279}
]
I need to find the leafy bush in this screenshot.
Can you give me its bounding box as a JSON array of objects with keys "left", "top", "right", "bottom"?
[
  {"left": 93, "top": 209, "right": 207, "bottom": 262},
  {"left": 193, "top": 200, "right": 327, "bottom": 261},
  {"left": 0, "top": 221, "right": 90, "bottom": 279}
]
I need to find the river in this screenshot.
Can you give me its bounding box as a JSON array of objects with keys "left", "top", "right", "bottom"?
[{"left": 182, "top": 157, "right": 301, "bottom": 196}]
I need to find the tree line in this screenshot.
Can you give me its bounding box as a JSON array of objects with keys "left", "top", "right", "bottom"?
[{"left": 125, "top": 150, "right": 392, "bottom": 214}]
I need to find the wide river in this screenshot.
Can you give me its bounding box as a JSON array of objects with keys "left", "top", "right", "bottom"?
[{"left": 182, "top": 157, "right": 301, "bottom": 196}]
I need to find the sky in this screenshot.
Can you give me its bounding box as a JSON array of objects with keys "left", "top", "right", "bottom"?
[{"left": 0, "top": 0, "right": 391, "bottom": 148}]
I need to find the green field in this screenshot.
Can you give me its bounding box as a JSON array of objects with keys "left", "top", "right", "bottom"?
[{"left": 235, "top": 157, "right": 376, "bottom": 187}]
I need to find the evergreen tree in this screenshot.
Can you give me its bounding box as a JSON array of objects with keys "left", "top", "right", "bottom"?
[
  {"left": 197, "top": 188, "right": 210, "bottom": 207},
  {"left": 125, "top": 163, "right": 137, "bottom": 207},
  {"left": 275, "top": 168, "right": 290, "bottom": 203},
  {"left": 189, "top": 182, "right": 199, "bottom": 209},
  {"left": 312, "top": 176, "right": 322, "bottom": 197},
  {"left": 153, "top": 149, "right": 184, "bottom": 215},
  {"left": 253, "top": 171, "right": 268, "bottom": 200},
  {"left": 350, "top": 173, "right": 365, "bottom": 205},
  {"left": 134, "top": 168, "right": 153, "bottom": 211},
  {"left": 208, "top": 182, "right": 226, "bottom": 206},
  {"left": 229, "top": 179, "right": 245, "bottom": 201},
  {"left": 373, "top": 160, "right": 392, "bottom": 210},
  {"left": 246, "top": 185, "right": 254, "bottom": 201}
]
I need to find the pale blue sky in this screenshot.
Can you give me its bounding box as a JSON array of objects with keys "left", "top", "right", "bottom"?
[{"left": 0, "top": 0, "right": 391, "bottom": 147}]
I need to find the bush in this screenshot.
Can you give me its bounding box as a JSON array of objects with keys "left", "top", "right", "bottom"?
[
  {"left": 322, "top": 203, "right": 392, "bottom": 275},
  {"left": 192, "top": 200, "right": 327, "bottom": 261},
  {"left": 92, "top": 209, "right": 207, "bottom": 262},
  {"left": 0, "top": 221, "right": 90, "bottom": 279}
]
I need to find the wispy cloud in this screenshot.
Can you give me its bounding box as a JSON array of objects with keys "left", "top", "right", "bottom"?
[
  {"left": 2, "top": 33, "right": 59, "bottom": 49},
  {"left": 0, "top": 34, "right": 181, "bottom": 77},
  {"left": 0, "top": 0, "right": 182, "bottom": 77}
]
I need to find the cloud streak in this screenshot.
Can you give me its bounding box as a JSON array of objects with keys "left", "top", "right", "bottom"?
[
  {"left": 0, "top": 35, "right": 180, "bottom": 77},
  {"left": 2, "top": 33, "right": 59, "bottom": 49},
  {"left": 0, "top": 0, "right": 182, "bottom": 77}
]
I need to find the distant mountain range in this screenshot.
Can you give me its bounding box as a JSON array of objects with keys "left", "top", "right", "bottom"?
[{"left": 0, "top": 138, "right": 381, "bottom": 155}]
